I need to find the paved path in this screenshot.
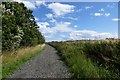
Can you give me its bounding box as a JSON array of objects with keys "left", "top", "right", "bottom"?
[{"left": 8, "top": 44, "right": 71, "bottom": 78}]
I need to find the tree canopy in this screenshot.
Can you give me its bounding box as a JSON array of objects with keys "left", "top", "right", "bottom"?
[{"left": 2, "top": 2, "right": 45, "bottom": 51}]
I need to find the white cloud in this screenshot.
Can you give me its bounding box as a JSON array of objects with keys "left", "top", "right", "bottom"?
[
  {"left": 46, "top": 13, "right": 53, "bottom": 19},
  {"left": 14, "top": 0, "right": 23, "bottom": 2},
  {"left": 98, "top": 33, "right": 115, "bottom": 39},
  {"left": 94, "top": 13, "right": 110, "bottom": 17},
  {"left": 94, "top": 13, "right": 103, "bottom": 16},
  {"left": 14, "top": 0, "right": 46, "bottom": 9},
  {"left": 38, "top": 22, "right": 49, "bottom": 26},
  {"left": 69, "top": 30, "right": 117, "bottom": 40},
  {"left": 37, "top": 22, "right": 55, "bottom": 36},
  {"left": 22, "top": 1, "right": 36, "bottom": 9},
  {"left": 35, "top": 17, "right": 39, "bottom": 21},
  {"left": 37, "top": 22, "right": 117, "bottom": 41},
  {"left": 35, "top": 1, "right": 46, "bottom": 7},
  {"left": 105, "top": 13, "right": 110, "bottom": 16},
  {"left": 99, "top": 8, "right": 104, "bottom": 12},
  {"left": 64, "top": 22, "right": 71, "bottom": 25},
  {"left": 67, "top": 17, "right": 78, "bottom": 20},
  {"left": 48, "top": 3, "right": 75, "bottom": 17},
  {"left": 37, "top": 21, "right": 73, "bottom": 40},
  {"left": 112, "top": 18, "right": 120, "bottom": 21},
  {"left": 46, "top": 13, "right": 56, "bottom": 23},
  {"left": 85, "top": 6, "right": 93, "bottom": 9},
  {"left": 53, "top": 22, "right": 74, "bottom": 32},
  {"left": 61, "top": 16, "right": 78, "bottom": 21},
  {"left": 74, "top": 25, "right": 78, "bottom": 28},
  {"left": 50, "top": 19, "right": 56, "bottom": 23}
]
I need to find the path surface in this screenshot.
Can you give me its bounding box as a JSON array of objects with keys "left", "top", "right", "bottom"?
[{"left": 8, "top": 44, "right": 71, "bottom": 78}]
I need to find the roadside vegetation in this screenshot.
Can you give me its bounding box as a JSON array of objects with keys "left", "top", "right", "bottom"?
[
  {"left": 48, "top": 40, "right": 120, "bottom": 79},
  {"left": 1, "top": 2, "right": 45, "bottom": 79},
  {"left": 2, "top": 44, "right": 45, "bottom": 78}
]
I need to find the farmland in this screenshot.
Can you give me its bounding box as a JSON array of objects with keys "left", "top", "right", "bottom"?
[{"left": 48, "top": 40, "right": 120, "bottom": 78}]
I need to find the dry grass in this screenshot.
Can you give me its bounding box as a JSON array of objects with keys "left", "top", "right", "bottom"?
[{"left": 1, "top": 44, "right": 45, "bottom": 79}]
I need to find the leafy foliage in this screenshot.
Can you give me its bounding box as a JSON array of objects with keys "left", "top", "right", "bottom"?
[{"left": 2, "top": 2, "right": 45, "bottom": 51}]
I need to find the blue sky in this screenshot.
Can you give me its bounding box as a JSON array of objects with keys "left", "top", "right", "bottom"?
[{"left": 14, "top": 0, "right": 119, "bottom": 42}]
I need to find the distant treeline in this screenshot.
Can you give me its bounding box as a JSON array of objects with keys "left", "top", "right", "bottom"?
[{"left": 2, "top": 2, "right": 45, "bottom": 51}]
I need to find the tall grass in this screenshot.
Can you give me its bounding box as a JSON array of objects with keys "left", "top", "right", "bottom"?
[
  {"left": 0, "top": 42, "right": 1, "bottom": 79},
  {"left": 1, "top": 44, "right": 45, "bottom": 79},
  {"left": 49, "top": 40, "right": 120, "bottom": 79}
]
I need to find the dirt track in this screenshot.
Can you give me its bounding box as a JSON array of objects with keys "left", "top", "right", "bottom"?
[{"left": 8, "top": 44, "right": 71, "bottom": 78}]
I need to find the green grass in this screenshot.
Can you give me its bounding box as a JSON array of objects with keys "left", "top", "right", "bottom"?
[
  {"left": 48, "top": 40, "right": 120, "bottom": 79},
  {"left": 1, "top": 44, "right": 45, "bottom": 79}
]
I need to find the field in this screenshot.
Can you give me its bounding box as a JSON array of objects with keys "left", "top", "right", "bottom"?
[
  {"left": 48, "top": 40, "right": 120, "bottom": 78},
  {"left": 1, "top": 44, "right": 45, "bottom": 79}
]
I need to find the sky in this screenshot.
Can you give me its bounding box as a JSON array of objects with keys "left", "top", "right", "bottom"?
[{"left": 14, "top": 0, "right": 120, "bottom": 42}]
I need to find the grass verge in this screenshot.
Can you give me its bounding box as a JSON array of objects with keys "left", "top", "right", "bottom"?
[
  {"left": 1, "top": 44, "right": 45, "bottom": 79},
  {"left": 48, "top": 41, "right": 120, "bottom": 79}
]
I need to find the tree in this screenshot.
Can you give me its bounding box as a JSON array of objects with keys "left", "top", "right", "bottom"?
[{"left": 2, "top": 2, "right": 45, "bottom": 51}]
